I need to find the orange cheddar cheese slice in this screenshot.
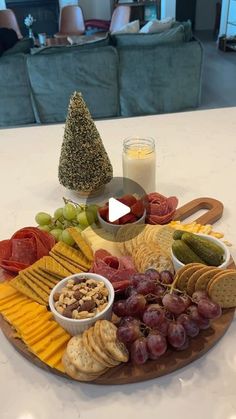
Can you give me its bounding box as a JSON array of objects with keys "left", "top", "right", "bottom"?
[
  {"left": 26, "top": 323, "right": 59, "bottom": 346},
  {"left": 40, "top": 335, "right": 70, "bottom": 362}
]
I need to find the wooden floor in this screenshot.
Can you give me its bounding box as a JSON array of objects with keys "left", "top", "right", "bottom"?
[{"left": 196, "top": 31, "right": 236, "bottom": 110}]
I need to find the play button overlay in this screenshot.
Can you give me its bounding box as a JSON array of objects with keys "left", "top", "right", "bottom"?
[
  {"left": 84, "top": 176, "right": 148, "bottom": 242},
  {"left": 108, "top": 198, "right": 130, "bottom": 222}
]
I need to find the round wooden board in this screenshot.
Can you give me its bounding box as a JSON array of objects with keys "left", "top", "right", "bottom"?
[
  {"left": 0, "top": 197, "right": 235, "bottom": 384},
  {"left": 0, "top": 304, "right": 235, "bottom": 385}
]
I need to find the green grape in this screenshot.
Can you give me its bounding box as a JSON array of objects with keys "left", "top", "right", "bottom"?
[
  {"left": 35, "top": 212, "right": 52, "bottom": 226},
  {"left": 61, "top": 229, "right": 75, "bottom": 246},
  {"left": 63, "top": 203, "right": 77, "bottom": 221},
  {"left": 63, "top": 220, "right": 73, "bottom": 229},
  {"left": 38, "top": 225, "right": 51, "bottom": 232},
  {"left": 55, "top": 219, "right": 64, "bottom": 229},
  {"left": 50, "top": 228, "right": 63, "bottom": 242},
  {"left": 75, "top": 225, "right": 83, "bottom": 232},
  {"left": 77, "top": 210, "right": 95, "bottom": 227},
  {"left": 76, "top": 206, "right": 83, "bottom": 215},
  {"left": 88, "top": 204, "right": 99, "bottom": 222},
  {"left": 54, "top": 207, "right": 64, "bottom": 221}
]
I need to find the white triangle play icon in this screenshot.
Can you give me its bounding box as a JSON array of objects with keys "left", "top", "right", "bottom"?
[{"left": 108, "top": 198, "right": 130, "bottom": 223}]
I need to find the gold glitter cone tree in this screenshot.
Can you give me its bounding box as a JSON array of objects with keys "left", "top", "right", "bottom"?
[{"left": 58, "top": 92, "right": 113, "bottom": 193}]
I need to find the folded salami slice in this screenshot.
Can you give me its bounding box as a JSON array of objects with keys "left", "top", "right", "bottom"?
[
  {"left": 146, "top": 193, "right": 178, "bottom": 225},
  {"left": 91, "top": 249, "right": 136, "bottom": 290},
  {"left": 0, "top": 227, "right": 55, "bottom": 273}
]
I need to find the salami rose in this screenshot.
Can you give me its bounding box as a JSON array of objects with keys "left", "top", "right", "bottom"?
[
  {"left": 146, "top": 193, "right": 178, "bottom": 225},
  {"left": 90, "top": 249, "right": 136, "bottom": 291},
  {"left": 0, "top": 227, "right": 55, "bottom": 273}
]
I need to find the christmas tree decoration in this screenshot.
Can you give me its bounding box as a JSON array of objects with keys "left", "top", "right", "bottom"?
[{"left": 58, "top": 92, "right": 113, "bottom": 195}]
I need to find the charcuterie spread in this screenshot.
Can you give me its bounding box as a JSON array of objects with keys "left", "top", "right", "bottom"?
[{"left": 0, "top": 193, "right": 235, "bottom": 384}]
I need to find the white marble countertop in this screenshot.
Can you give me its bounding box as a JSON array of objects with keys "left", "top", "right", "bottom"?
[{"left": 0, "top": 107, "right": 236, "bottom": 419}]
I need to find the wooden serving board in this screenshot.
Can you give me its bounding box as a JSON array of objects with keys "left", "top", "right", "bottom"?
[{"left": 0, "top": 197, "right": 235, "bottom": 385}]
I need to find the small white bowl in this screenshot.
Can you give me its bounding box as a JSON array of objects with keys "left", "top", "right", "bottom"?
[
  {"left": 49, "top": 273, "right": 114, "bottom": 336},
  {"left": 97, "top": 209, "right": 146, "bottom": 234},
  {"left": 171, "top": 233, "right": 231, "bottom": 272}
]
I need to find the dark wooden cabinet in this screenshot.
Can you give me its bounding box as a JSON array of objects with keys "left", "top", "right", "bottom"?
[
  {"left": 176, "top": 0, "right": 196, "bottom": 29},
  {"left": 6, "top": 0, "right": 59, "bottom": 36},
  {"left": 115, "top": 1, "right": 161, "bottom": 24}
]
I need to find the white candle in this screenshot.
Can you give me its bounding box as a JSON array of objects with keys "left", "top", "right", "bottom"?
[{"left": 122, "top": 137, "right": 156, "bottom": 194}]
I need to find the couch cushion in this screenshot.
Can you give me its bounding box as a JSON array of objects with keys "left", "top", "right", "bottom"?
[
  {"left": 0, "top": 54, "right": 35, "bottom": 127},
  {"left": 3, "top": 38, "right": 34, "bottom": 56},
  {"left": 118, "top": 40, "right": 203, "bottom": 117},
  {"left": 112, "top": 25, "right": 185, "bottom": 47},
  {"left": 27, "top": 46, "right": 119, "bottom": 123}
]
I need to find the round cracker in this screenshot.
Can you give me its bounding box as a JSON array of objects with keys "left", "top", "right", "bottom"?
[
  {"left": 62, "top": 353, "right": 102, "bottom": 381},
  {"left": 87, "top": 326, "right": 119, "bottom": 367},
  {"left": 98, "top": 320, "right": 129, "bottom": 363},
  {"left": 186, "top": 266, "right": 212, "bottom": 296},
  {"left": 208, "top": 271, "right": 236, "bottom": 308},
  {"left": 66, "top": 335, "right": 106, "bottom": 374},
  {"left": 82, "top": 329, "right": 113, "bottom": 368},
  {"left": 195, "top": 268, "right": 221, "bottom": 292},
  {"left": 177, "top": 264, "right": 204, "bottom": 291}
]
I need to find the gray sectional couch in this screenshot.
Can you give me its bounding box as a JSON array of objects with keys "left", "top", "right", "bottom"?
[{"left": 0, "top": 23, "right": 203, "bottom": 127}]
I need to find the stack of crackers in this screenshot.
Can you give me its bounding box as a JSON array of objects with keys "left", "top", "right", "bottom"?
[
  {"left": 10, "top": 229, "right": 93, "bottom": 305},
  {"left": 62, "top": 320, "right": 129, "bottom": 381},
  {"left": 174, "top": 263, "right": 236, "bottom": 308},
  {"left": 116, "top": 224, "right": 175, "bottom": 257},
  {"left": 132, "top": 242, "right": 174, "bottom": 274},
  {"left": 116, "top": 224, "right": 175, "bottom": 273}
]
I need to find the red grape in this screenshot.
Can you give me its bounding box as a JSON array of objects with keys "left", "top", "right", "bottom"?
[
  {"left": 197, "top": 299, "right": 222, "bottom": 319},
  {"left": 117, "top": 323, "right": 141, "bottom": 345},
  {"left": 130, "top": 338, "right": 149, "bottom": 364},
  {"left": 136, "top": 279, "right": 157, "bottom": 295},
  {"left": 119, "top": 316, "right": 140, "bottom": 327},
  {"left": 147, "top": 332, "right": 167, "bottom": 359},
  {"left": 143, "top": 306, "right": 165, "bottom": 329},
  {"left": 179, "top": 294, "right": 191, "bottom": 309},
  {"left": 125, "top": 286, "right": 138, "bottom": 298},
  {"left": 126, "top": 294, "right": 146, "bottom": 316},
  {"left": 145, "top": 269, "right": 161, "bottom": 282},
  {"left": 131, "top": 273, "right": 147, "bottom": 287},
  {"left": 167, "top": 322, "right": 186, "bottom": 348},
  {"left": 187, "top": 305, "right": 210, "bottom": 330},
  {"left": 155, "top": 317, "right": 169, "bottom": 336},
  {"left": 112, "top": 300, "right": 127, "bottom": 317},
  {"left": 177, "top": 313, "right": 199, "bottom": 337},
  {"left": 192, "top": 290, "right": 209, "bottom": 303},
  {"left": 162, "top": 293, "right": 186, "bottom": 315},
  {"left": 160, "top": 270, "right": 174, "bottom": 285},
  {"left": 177, "top": 336, "right": 190, "bottom": 351}
]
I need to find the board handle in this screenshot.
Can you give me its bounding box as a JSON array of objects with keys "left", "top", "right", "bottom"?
[{"left": 173, "top": 197, "right": 224, "bottom": 225}]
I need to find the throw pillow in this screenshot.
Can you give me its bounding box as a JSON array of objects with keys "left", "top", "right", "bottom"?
[
  {"left": 140, "top": 17, "right": 174, "bottom": 34},
  {"left": 111, "top": 20, "right": 140, "bottom": 35}
]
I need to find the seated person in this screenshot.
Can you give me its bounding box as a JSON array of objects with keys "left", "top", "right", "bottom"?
[{"left": 0, "top": 28, "right": 18, "bottom": 56}]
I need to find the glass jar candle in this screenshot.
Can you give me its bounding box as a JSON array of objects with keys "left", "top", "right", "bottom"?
[{"left": 122, "top": 137, "right": 156, "bottom": 194}]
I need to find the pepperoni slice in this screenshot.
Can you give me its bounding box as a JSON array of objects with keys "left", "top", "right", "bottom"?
[
  {"left": 10, "top": 238, "right": 36, "bottom": 265},
  {"left": 0, "top": 240, "right": 12, "bottom": 260}
]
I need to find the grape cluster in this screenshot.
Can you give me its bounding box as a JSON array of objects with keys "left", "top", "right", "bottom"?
[
  {"left": 114, "top": 269, "right": 222, "bottom": 365},
  {"left": 35, "top": 198, "right": 98, "bottom": 245}
]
